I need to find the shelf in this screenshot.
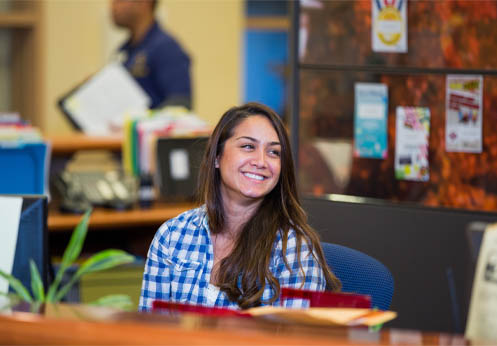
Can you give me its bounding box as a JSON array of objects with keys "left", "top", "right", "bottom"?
[
  {"left": 246, "top": 17, "right": 290, "bottom": 30},
  {"left": 0, "top": 12, "right": 36, "bottom": 28},
  {"left": 47, "top": 134, "right": 123, "bottom": 155},
  {"left": 48, "top": 202, "right": 196, "bottom": 232}
]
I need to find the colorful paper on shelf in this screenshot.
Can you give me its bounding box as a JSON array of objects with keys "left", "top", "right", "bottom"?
[
  {"left": 354, "top": 83, "right": 388, "bottom": 159},
  {"left": 372, "top": 0, "right": 407, "bottom": 53},
  {"left": 122, "top": 118, "right": 134, "bottom": 175},
  {"left": 395, "top": 107, "right": 430, "bottom": 181},
  {"left": 445, "top": 75, "right": 483, "bottom": 153}
]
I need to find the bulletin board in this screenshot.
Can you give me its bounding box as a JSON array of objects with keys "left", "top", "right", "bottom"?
[{"left": 294, "top": 0, "right": 497, "bottom": 212}]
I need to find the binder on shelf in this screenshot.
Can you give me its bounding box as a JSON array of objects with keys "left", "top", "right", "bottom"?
[{"left": 0, "top": 141, "right": 49, "bottom": 195}]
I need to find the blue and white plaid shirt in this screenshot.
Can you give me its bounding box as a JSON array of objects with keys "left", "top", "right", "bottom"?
[{"left": 139, "top": 206, "right": 326, "bottom": 311}]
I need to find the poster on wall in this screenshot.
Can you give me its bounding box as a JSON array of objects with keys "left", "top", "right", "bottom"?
[
  {"left": 395, "top": 106, "right": 430, "bottom": 181},
  {"left": 445, "top": 75, "right": 483, "bottom": 153},
  {"left": 372, "top": 0, "right": 407, "bottom": 53},
  {"left": 354, "top": 83, "right": 388, "bottom": 158}
]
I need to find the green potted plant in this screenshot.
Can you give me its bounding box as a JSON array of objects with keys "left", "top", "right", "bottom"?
[{"left": 0, "top": 209, "right": 135, "bottom": 312}]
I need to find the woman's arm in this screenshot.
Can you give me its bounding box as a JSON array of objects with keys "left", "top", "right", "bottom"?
[
  {"left": 272, "top": 232, "right": 326, "bottom": 308},
  {"left": 138, "top": 223, "right": 172, "bottom": 311}
]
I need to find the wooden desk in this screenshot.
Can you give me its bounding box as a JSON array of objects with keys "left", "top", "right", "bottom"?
[
  {"left": 48, "top": 202, "right": 196, "bottom": 232},
  {"left": 0, "top": 304, "right": 468, "bottom": 345}
]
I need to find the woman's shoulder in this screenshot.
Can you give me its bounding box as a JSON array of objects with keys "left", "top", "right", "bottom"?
[
  {"left": 273, "top": 227, "right": 302, "bottom": 250},
  {"left": 158, "top": 206, "right": 207, "bottom": 234}
]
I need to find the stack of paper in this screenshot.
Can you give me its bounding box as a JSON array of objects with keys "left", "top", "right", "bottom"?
[
  {"left": 0, "top": 112, "right": 43, "bottom": 145},
  {"left": 247, "top": 306, "right": 397, "bottom": 327}
]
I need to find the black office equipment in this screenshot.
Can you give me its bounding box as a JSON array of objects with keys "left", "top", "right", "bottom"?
[
  {"left": 10, "top": 195, "right": 49, "bottom": 295},
  {"left": 466, "top": 222, "right": 487, "bottom": 264},
  {"left": 156, "top": 137, "right": 208, "bottom": 201},
  {"left": 52, "top": 151, "right": 138, "bottom": 212},
  {"left": 463, "top": 221, "right": 489, "bottom": 320}
]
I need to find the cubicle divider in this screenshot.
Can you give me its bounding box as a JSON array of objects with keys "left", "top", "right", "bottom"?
[{"left": 303, "top": 195, "right": 497, "bottom": 333}]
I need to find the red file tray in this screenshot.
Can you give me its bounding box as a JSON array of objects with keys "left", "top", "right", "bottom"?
[
  {"left": 152, "top": 300, "right": 251, "bottom": 318},
  {"left": 280, "top": 288, "right": 372, "bottom": 308}
]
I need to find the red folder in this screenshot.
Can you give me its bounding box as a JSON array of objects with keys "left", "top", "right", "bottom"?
[
  {"left": 280, "top": 288, "right": 372, "bottom": 308},
  {"left": 152, "top": 300, "right": 251, "bottom": 317},
  {"left": 152, "top": 288, "right": 371, "bottom": 317}
]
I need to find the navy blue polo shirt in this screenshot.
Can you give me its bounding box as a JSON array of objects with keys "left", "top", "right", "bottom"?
[{"left": 119, "top": 21, "right": 191, "bottom": 109}]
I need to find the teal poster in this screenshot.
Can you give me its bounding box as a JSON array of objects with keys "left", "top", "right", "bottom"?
[{"left": 354, "top": 83, "right": 388, "bottom": 159}]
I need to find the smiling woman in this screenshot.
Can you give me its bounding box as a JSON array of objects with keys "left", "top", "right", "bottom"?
[
  {"left": 217, "top": 115, "right": 281, "bottom": 204},
  {"left": 139, "top": 102, "right": 341, "bottom": 312}
]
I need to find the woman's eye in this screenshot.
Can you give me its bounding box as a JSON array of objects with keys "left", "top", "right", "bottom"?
[
  {"left": 269, "top": 149, "right": 281, "bottom": 157},
  {"left": 241, "top": 144, "right": 254, "bottom": 150}
]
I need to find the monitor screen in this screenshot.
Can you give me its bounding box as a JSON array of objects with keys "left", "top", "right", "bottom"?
[
  {"left": 10, "top": 195, "right": 49, "bottom": 294},
  {"left": 156, "top": 137, "right": 208, "bottom": 202}
]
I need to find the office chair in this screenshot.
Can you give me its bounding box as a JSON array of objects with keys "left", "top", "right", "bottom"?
[{"left": 321, "top": 242, "right": 394, "bottom": 310}]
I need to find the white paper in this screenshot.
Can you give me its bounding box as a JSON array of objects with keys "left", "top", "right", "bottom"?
[
  {"left": 445, "top": 75, "right": 483, "bottom": 153},
  {"left": 62, "top": 62, "right": 150, "bottom": 135},
  {"left": 0, "top": 196, "right": 23, "bottom": 295},
  {"left": 170, "top": 149, "right": 190, "bottom": 180},
  {"left": 372, "top": 0, "right": 407, "bottom": 53},
  {"left": 466, "top": 224, "right": 497, "bottom": 342},
  {"left": 394, "top": 107, "right": 430, "bottom": 181}
]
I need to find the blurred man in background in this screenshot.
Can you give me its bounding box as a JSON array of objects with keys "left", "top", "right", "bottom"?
[{"left": 112, "top": 0, "right": 192, "bottom": 109}]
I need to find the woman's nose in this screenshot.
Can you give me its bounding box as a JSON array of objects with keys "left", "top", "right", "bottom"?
[{"left": 250, "top": 149, "right": 267, "bottom": 168}]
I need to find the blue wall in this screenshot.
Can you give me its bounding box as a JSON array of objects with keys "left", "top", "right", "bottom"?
[{"left": 244, "top": 30, "right": 288, "bottom": 115}]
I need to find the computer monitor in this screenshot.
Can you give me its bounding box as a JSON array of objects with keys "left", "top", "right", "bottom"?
[
  {"left": 463, "top": 221, "right": 489, "bottom": 317},
  {"left": 303, "top": 196, "right": 497, "bottom": 333},
  {"left": 10, "top": 195, "right": 49, "bottom": 294},
  {"left": 466, "top": 222, "right": 487, "bottom": 264},
  {"left": 156, "top": 137, "right": 208, "bottom": 201}
]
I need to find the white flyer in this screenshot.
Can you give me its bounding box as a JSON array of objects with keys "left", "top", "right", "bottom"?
[
  {"left": 445, "top": 75, "right": 483, "bottom": 153},
  {"left": 372, "top": 0, "right": 407, "bottom": 53},
  {"left": 395, "top": 107, "right": 430, "bottom": 181},
  {"left": 466, "top": 223, "right": 497, "bottom": 342}
]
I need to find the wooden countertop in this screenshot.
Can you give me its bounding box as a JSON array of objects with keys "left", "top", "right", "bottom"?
[
  {"left": 0, "top": 304, "right": 469, "bottom": 345},
  {"left": 48, "top": 202, "right": 196, "bottom": 232}
]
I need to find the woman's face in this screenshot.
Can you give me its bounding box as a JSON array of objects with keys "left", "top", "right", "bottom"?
[{"left": 217, "top": 115, "right": 282, "bottom": 206}]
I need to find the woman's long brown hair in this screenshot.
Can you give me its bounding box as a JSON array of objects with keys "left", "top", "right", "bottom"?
[{"left": 197, "top": 102, "right": 341, "bottom": 309}]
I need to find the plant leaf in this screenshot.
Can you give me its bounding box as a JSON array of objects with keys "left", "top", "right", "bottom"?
[
  {"left": 46, "top": 209, "right": 92, "bottom": 302},
  {"left": 61, "top": 208, "right": 92, "bottom": 268},
  {"left": 53, "top": 250, "right": 134, "bottom": 302},
  {"left": 29, "top": 259, "right": 45, "bottom": 303},
  {"left": 88, "top": 294, "right": 133, "bottom": 311},
  {"left": 76, "top": 250, "right": 135, "bottom": 277},
  {"left": 0, "top": 270, "right": 33, "bottom": 303}
]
